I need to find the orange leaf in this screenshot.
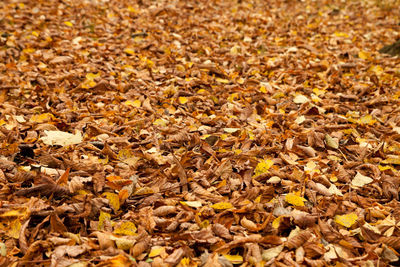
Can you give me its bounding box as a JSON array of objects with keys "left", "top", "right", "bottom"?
[{"left": 57, "top": 168, "right": 70, "bottom": 186}]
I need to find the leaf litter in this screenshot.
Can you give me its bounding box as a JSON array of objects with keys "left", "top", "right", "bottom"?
[{"left": 0, "top": 0, "right": 400, "bottom": 266}]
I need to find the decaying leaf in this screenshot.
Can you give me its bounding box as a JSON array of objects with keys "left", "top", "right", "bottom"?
[
  {"left": 40, "top": 130, "right": 83, "bottom": 146},
  {"left": 0, "top": 0, "right": 399, "bottom": 265}
]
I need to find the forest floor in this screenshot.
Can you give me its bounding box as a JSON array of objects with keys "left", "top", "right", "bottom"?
[{"left": 1, "top": 0, "right": 400, "bottom": 266}]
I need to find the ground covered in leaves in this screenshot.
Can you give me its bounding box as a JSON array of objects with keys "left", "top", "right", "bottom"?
[{"left": 1, "top": 0, "right": 400, "bottom": 266}]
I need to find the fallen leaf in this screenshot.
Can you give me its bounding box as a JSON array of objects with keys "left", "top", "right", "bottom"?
[
  {"left": 285, "top": 193, "right": 306, "bottom": 207},
  {"left": 351, "top": 172, "right": 373, "bottom": 187},
  {"left": 335, "top": 213, "right": 358, "bottom": 228},
  {"left": 211, "top": 202, "right": 234, "bottom": 210},
  {"left": 40, "top": 130, "right": 83, "bottom": 146}
]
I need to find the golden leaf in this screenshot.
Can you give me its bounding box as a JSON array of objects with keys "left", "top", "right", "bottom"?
[
  {"left": 253, "top": 159, "right": 274, "bottom": 177},
  {"left": 178, "top": 96, "right": 188, "bottom": 104},
  {"left": 211, "top": 202, "right": 234, "bottom": 210},
  {"left": 335, "top": 213, "right": 358, "bottom": 228},
  {"left": 149, "top": 246, "right": 165, "bottom": 257},
  {"left": 30, "top": 113, "right": 55, "bottom": 123},
  {"left": 98, "top": 211, "right": 111, "bottom": 230},
  {"left": 222, "top": 254, "right": 243, "bottom": 264},
  {"left": 285, "top": 193, "right": 306, "bottom": 207},
  {"left": 113, "top": 221, "right": 137, "bottom": 236},
  {"left": 102, "top": 192, "right": 120, "bottom": 211}
]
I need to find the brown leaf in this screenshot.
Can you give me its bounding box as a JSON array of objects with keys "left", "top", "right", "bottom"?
[
  {"left": 131, "top": 236, "right": 150, "bottom": 257},
  {"left": 50, "top": 212, "right": 67, "bottom": 234},
  {"left": 212, "top": 223, "right": 233, "bottom": 240},
  {"left": 240, "top": 216, "right": 258, "bottom": 232},
  {"left": 303, "top": 241, "right": 325, "bottom": 258},
  {"left": 285, "top": 230, "right": 312, "bottom": 250},
  {"left": 56, "top": 167, "right": 70, "bottom": 186},
  {"left": 16, "top": 181, "right": 70, "bottom": 197},
  {"left": 92, "top": 171, "right": 105, "bottom": 193},
  {"left": 19, "top": 218, "right": 30, "bottom": 254},
  {"left": 49, "top": 56, "right": 73, "bottom": 65},
  {"left": 165, "top": 247, "right": 185, "bottom": 265},
  {"left": 101, "top": 142, "right": 118, "bottom": 160},
  {"left": 379, "top": 236, "right": 400, "bottom": 249},
  {"left": 153, "top": 205, "right": 177, "bottom": 217},
  {"left": 318, "top": 219, "right": 342, "bottom": 243}
]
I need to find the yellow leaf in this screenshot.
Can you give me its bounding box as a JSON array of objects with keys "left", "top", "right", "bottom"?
[
  {"left": 127, "top": 6, "right": 137, "bottom": 13},
  {"left": 176, "top": 64, "right": 185, "bottom": 72},
  {"left": 7, "top": 219, "right": 21, "bottom": 239},
  {"left": 98, "top": 211, "right": 111, "bottom": 230},
  {"left": 228, "top": 93, "right": 239, "bottom": 102},
  {"left": 199, "top": 219, "right": 210, "bottom": 228},
  {"left": 272, "top": 217, "right": 281, "bottom": 229},
  {"left": 30, "top": 113, "right": 55, "bottom": 123},
  {"left": 370, "top": 65, "right": 383, "bottom": 75},
  {"left": 22, "top": 48, "right": 35, "bottom": 54},
  {"left": 82, "top": 73, "right": 100, "bottom": 88},
  {"left": 253, "top": 159, "right": 274, "bottom": 177},
  {"left": 178, "top": 97, "right": 188, "bottom": 104},
  {"left": 330, "top": 175, "right": 338, "bottom": 182},
  {"left": 124, "top": 48, "right": 135, "bottom": 55},
  {"left": 124, "top": 100, "right": 141, "bottom": 108},
  {"left": 103, "top": 192, "right": 120, "bottom": 211},
  {"left": 233, "top": 149, "right": 242, "bottom": 155},
  {"left": 113, "top": 221, "right": 137, "bottom": 236},
  {"left": 237, "top": 78, "right": 244, "bottom": 84},
  {"left": 31, "top": 31, "right": 39, "bottom": 37},
  {"left": 216, "top": 179, "right": 227, "bottom": 189},
  {"left": 216, "top": 78, "right": 230, "bottom": 84},
  {"left": 0, "top": 208, "right": 28, "bottom": 219},
  {"left": 285, "top": 193, "right": 306, "bottom": 207},
  {"left": 117, "top": 149, "right": 139, "bottom": 167},
  {"left": 359, "top": 114, "right": 376, "bottom": 125},
  {"left": 122, "top": 64, "right": 134, "bottom": 72},
  {"left": 76, "top": 189, "right": 90, "bottom": 195},
  {"left": 149, "top": 246, "right": 165, "bottom": 257},
  {"left": 38, "top": 62, "right": 47, "bottom": 70},
  {"left": 222, "top": 254, "right": 243, "bottom": 264},
  {"left": 153, "top": 118, "right": 168, "bottom": 126},
  {"left": 230, "top": 45, "right": 240, "bottom": 55},
  {"left": 334, "top": 31, "right": 349, "bottom": 38},
  {"left": 378, "top": 165, "right": 396, "bottom": 171},
  {"left": 358, "top": 50, "right": 371, "bottom": 60},
  {"left": 0, "top": 243, "right": 6, "bottom": 257},
  {"left": 86, "top": 72, "right": 100, "bottom": 80},
  {"left": 272, "top": 91, "right": 285, "bottom": 99},
  {"left": 64, "top": 21, "right": 73, "bottom": 27},
  {"left": 312, "top": 88, "right": 325, "bottom": 96},
  {"left": 335, "top": 213, "right": 358, "bottom": 228},
  {"left": 211, "top": 202, "right": 234, "bottom": 210},
  {"left": 260, "top": 86, "right": 267, "bottom": 93}
]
